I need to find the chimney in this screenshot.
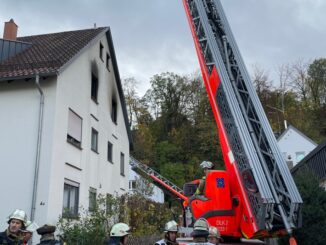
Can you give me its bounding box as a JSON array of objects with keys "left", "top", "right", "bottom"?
[{"left": 3, "top": 19, "right": 18, "bottom": 40}]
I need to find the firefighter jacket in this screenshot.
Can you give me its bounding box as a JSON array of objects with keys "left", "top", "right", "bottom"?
[
  {"left": 195, "top": 177, "right": 206, "bottom": 195},
  {"left": 0, "top": 230, "right": 23, "bottom": 245},
  {"left": 105, "top": 237, "right": 122, "bottom": 245},
  {"left": 154, "top": 239, "right": 179, "bottom": 245}
]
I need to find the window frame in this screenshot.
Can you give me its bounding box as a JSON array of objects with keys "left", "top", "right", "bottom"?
[
  {"left": 99, "top": 42, "right": 104, "bottom": 61},
  {"left": 91, "top": 72, "right": 99, "bottom": 103},
  {"left": 91, "top": 128, "right": 98, "bottom": 153},
  {"left": 106, "top": 53, "right": 111, "bottom": 71},
  {"left": 111, "top": 99, "right": 117, "bottom": 124},
  {"left": 91, "top": 128, "right": 99, "bottom": 153},
  {"left": 67, "top": 109, "right": 82, "bottom": 149},
  {"left": 295, "top": 151, "right": 305, "bottom": 162},
  {"left": 62, "top": 180, "right": 79, "bottom": 218},
  {"left": 120, "top": 152, "right": 125, "bottom": 176},
  {"left": 88, "top": 187, "right": 97, "bottom": 212},
  {"left": 107, "top": 141, "right": 113, "bottom": 163},
  {"left": 129, "top": 180, "right": 136, "bottom": 190}
]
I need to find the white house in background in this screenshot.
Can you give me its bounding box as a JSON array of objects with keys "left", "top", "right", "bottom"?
[
  {"left": 0, "top": 19, "right": 132, "bottom": 242},
  {"left": 128, "top": 164, "right": 165, "bottom": 203},
  {"left": 277, "top": 125, "right": 317, "bottom": 168}
]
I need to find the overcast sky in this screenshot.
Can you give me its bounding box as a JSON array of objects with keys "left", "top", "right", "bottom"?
[{"left": 1, "top": 0, "right": 326, "bottom": 95}]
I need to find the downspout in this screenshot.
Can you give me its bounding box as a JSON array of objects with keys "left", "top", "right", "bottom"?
[{"left": 31, "top": 73, "right": 44, "bottom": 222}]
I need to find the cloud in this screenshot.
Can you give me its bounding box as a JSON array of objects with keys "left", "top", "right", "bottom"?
[{"left": 1, "top": 0, "right": 325, "bottom": 94}]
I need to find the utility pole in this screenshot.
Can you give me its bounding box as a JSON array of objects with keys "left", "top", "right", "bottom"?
[{"left": 267, "top": 105, "right": 287, "bottom": 130}]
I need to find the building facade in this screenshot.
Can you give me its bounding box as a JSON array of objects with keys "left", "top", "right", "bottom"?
[
  {"left": 277, "top": 125, "right": 317, "bottom": 168},
  {"left": 0, "top": 20, "right": 131, "bottom": 241},
  {"left": 128, "top": 163, "right": 165, "bottom": 203}
]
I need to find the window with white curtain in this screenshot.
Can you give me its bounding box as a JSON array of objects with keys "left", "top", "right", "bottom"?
[
  {"left": 67, "top": 109, "right": 82, "bottom": 148},
  {"left": 62, "top": 179, "right": 79, "bottom": 218}
]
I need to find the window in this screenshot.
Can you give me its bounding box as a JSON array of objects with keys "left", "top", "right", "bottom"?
[
  {"left": 120, "top": 152, "right": 125, "bottom": 176},
  {"left": 62, "top": 180, "right": 79, "bottom": 218},
  {"left": 111, "top": 98, "right": 117, "bottom": 124},
  {"left": 106, "top": 194, "right": 113, "bottom": 214},
  {"left": 106, "top": 53, "right": 111, "bottom": 71},
  {"left": 67, "top": 109, "right": 82, "bottom": 148},
  {"left": 89, "top": 188, "right": 97, "bottom": 212},
  {"left": 91, "top": 128, "right": 98, "bottom": 152},
  {"left": 107, "top": 141, "right": 113, "bottom": 163},
  {"left": 129, "top": 180, "right": 136, "bottom": 190},
  {"left": 91, "top": 73, "right": 98, "bottom": 102},
  {"left": 99, "top": 42, "right": 103, "bottom": 60},
  {"left": 295, "top": 152, "right": 305, "bottom": 162}
]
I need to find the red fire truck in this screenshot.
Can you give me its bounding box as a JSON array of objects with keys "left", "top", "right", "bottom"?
[{"left": 131, "top": 1, "right": 302, "bottom": 244}]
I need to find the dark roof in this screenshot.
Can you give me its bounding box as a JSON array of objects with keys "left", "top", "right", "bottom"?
[
  {"left": 0, "top": 27, "right": 107, "bottom": 80},
  {"left": 291, "top": 140, "right": 326, "bottom": 180},
  {"left": 0, "top": 27, "right": 133, "bottom": 149}
]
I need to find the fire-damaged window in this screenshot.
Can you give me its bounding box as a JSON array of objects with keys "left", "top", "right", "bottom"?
[
  {"left": 111, "top": 98, "right": 117, "bottom": 124},
  {"left": 91, "top": 72, "right": 99, "bottom": 102}
]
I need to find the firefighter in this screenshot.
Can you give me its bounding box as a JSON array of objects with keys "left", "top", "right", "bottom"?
[
  {"left": 0, "top": 209, "right": 27, "bottom": 245},
  {"left": 106, "top": 223, "right": 130, "bottom": 245},
  {"left": 188, "top": 218, "right": 213, "bottom": 245},
  {"left": 36, "top": 224, "right": 61, "bottom": 245},
  {"left": 208, "top": 226, "right": 221, "bottom": 245},
  {"left": 195, "top": 161, "right": 213, "bottom": 195},
  {"left": 155, "top": 220, "right": 179, "bottom": 245}
]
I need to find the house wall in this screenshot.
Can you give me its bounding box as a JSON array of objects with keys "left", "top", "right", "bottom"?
[
  {"left": 0, "top": 34, "right": 130, "bottom": 242},
  {"left": 128, "top": 164, "right": 164, "bottom": 203},
  {"left": 0, "top": 77, "right": 57, "bottom": 232},
  {"left": 278, "top": 128, "right": 317, "bottom": 167},
  {"left": 45, "top": 34, "right": 130, "bottom": 226}
]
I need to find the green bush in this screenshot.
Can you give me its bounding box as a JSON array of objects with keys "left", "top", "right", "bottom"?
[{"left": 57, "top": 193, "right": 175, "bottom": 244}]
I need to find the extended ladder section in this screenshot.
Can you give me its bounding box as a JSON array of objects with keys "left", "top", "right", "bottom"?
[
  {"left": 182, "top": 0, "right": 302, "bottom": 237},
  {"left": 130, "top": 156, "right": 187, "bottom": 201}
]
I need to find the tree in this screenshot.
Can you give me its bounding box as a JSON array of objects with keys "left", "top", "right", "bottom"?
[
  {"left": 289, "top": 59, "right": 310, "bottom": 104},
  {"left": 307, "top": 58, "right": 326, "bottom": 109},
  {"left": 292, "top": 171, "right": 326, "bottom": 244},
  {"left": 252, "top": 64, "right": 272, "bottom": 104},
  {"left": 123, "top": 77, "right": 153, "bottom": 128}
]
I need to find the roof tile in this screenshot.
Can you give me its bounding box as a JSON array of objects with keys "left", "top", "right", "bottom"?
[{"left": 0, "top": 27, "right": 107, "bottom": 79}]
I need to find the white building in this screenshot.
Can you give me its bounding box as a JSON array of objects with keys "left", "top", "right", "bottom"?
[
  {"left": 128, "top": 163, "right": 165, "bottom": 203},
  {"left": 277, "top": 125, "right": 317, "bottom": 168},
  {"left": 0, "top": 19, "right": 132, "bottom": 240}
]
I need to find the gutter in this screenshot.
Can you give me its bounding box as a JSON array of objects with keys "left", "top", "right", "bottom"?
[{"left": 30, "top": 73, "right": 44, "bottom": 223}]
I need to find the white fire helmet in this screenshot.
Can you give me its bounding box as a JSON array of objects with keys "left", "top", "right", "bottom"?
[
  {"left": 193, "top": 218, "right": 209, "bottom": 232},
  {"left": 110, "top": 223, "right": 130, "bottom": 237},
  {"left": 200, "top": 161, "right": 213, "bottom": 169},
  {"left": 7, "top": 209, "right": 28, "bottom": 226},
  {"left": 208, "top": 226, "right": 221, "bottom": 238},
  {"left": 164, "top": 220, "right": 178, "bottom": 232}
]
